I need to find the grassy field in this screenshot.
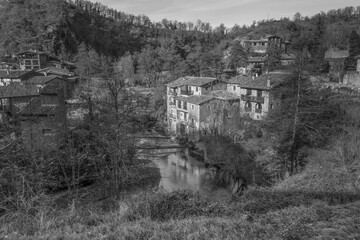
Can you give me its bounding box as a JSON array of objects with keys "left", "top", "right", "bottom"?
[{"left": 1, "top": 188, "right": 360, "bottom": 240}]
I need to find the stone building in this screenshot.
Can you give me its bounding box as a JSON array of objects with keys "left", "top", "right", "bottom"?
[{"left": 19, "top": 84, "right": 66, "bottom": 151}]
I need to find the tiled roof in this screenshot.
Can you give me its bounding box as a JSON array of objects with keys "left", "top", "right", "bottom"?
[
  {"left": 0, "top": 85, "right": 39, "bottom": 99},
  {"left": 0, "top": 70, "right": 34, "bottom": 79},
  {"left": 167, "top": 76, "right": 217, "bottom": 88},
  {"left": 20, "top": 97, "right": 57, "bottom": 116},
  {"left": 211, "top": 90, "right": 240, "bottom": 100},
  {"left": 40, "top": 84, "right": 62, "bottom": 95},
  {"left": 37, "top": 67, "right": 72, "bottom": 76},
  {"left": 27, "top": 75, "right": 60, "bottom": 85},
  {"left": 175, "top": 95, "right": 214, "bottom": 105},
  {"left": 226, "top": 75, "right": 252, "bottom": 84},
  {"left": 228, "top": 72, "right": 290, "bottom": 90},
  {"left": 324, "top": 49, "right": 349, "bottom": 59}
]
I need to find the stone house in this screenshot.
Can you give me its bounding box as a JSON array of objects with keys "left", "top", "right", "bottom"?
[
  {"left": 0, "top": 85, "right": 39, "bottom": 116},
  {"left": 25, "top": 75, "right": 75, "bottom": 99},
  {"left": 227, "top": 72, "right": 288, "bottom": 120},
  {"left": 19, "top": 84, "right": 66, "bottom": 151},
  {"left": 240, "top": 35, "right": 283, "bottom": 54},
  {"left": 0, "top": 69, "right": 40, "bottom": 86}
]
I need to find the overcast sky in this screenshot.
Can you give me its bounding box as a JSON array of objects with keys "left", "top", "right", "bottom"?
[{"left": 93, "top": 0, "right": 360, "bottom": 27}]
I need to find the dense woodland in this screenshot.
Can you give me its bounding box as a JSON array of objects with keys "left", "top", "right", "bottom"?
[{"left": 1, "top": 0, "right": 360, "bottom": 82}]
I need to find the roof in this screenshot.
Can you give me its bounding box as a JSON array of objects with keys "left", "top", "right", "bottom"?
[
  {"left": 228, "top": 72, "right": 291, "bottom": 90},
  {"left": 17, "top": 50, "right": 48, "bottom": 56},
  {"left": 0, "top": 85, "right": 39, "bottom": 99},
  {"left": 175, "top": 95, "right": 214, "bottom": 105},
  {"left": 166, "top": 76, "right": 217, "bottom": 88},
  {"left": 324, "top": 49, "right": 349, "bottom": 59},
  {"left": 40, "top": 84, "right": 63, "bottom": 95},
  {"left": 0, "top": 70, "right": 34, "bottom": 79},
  {"left": 20, "top": 97, "right": 57, "bottom": 116},
  {"left": 226, "top": 75, "right": 253, "bottom": 84},
  {"left": 280, "top": 54, "right": 296, "bottom": 60},
  {"left": 211, "top": 90, "right": 240, "bottom": 100},
  {"left": 37, "top": 67, "right": 73, "bottom": 76},
  {"left": 27, "top": 75, "right": 60, "bottom": 85}
]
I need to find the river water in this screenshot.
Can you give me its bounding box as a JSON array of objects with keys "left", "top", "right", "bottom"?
[{"left": 138, "top": 137, "right": 222, "bottom": 195}]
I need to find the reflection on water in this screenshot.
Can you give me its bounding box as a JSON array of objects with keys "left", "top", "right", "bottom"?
[{"left": 140, "top": 145, "right": 218, "bottom": 194}]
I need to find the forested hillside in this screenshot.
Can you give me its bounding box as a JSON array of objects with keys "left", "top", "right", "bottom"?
[{"left": 1, "top": 0, "right": 360, "bottom": 80}]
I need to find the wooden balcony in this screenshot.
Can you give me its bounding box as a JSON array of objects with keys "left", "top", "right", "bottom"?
[
  {"left": 241, "top": 95, "right": 264, "bottom": 103},
  {"left": 180, "top": 90, "right": 194, "bottom": 96}
]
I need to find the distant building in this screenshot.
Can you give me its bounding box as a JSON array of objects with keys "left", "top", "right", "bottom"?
[
  {"left": 26, "top": 75, "right": 75, "bottom": 99},
  {"left": 324, "top": 48, "right": 349, "bottom": 78},
  {"left": 240, "top": 35, "right": 283, "bottom": 54},
  {"left": 0, "top": 85, "right": 39, "bottom": 116},
  {"left": 0, "top": 70, "right": 40, "bottom": 86},
  {"left": 16, "top": 50, "right": 75, "bottom": 72}
]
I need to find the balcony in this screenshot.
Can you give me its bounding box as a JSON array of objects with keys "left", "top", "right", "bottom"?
[
  {"left": 180, "top": 90, "right": 194, "bottom": 96},
  {"left": 241, "top": 95, "right": 264, "bottom": 103}
]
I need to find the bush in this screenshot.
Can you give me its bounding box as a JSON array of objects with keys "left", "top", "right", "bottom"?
[{"left": 125, "top": 191, "right": 227, "bottom": 221}]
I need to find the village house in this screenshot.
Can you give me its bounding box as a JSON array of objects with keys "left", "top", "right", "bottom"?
[
  {"left": 19, "top": 84, "right": 66, "bottom": 151},
  {"left": 0, "top": 69, "right": 40, "bottom": 86},
  {"left": 227, "top": 72, "right": 289, "bottom": 120},
  {"left": 25, "top": 75, "right": 75, "bottom": 99},
  {"left": 240, "top": 35, "right": 284, "bottom": 54},
  {"left": 324, "top": 47, "right": 349, "bottom": 81},
  {"left": 17, "top": 50, "right": 75, "bottom": 72},
  {"left": 0, "top": 85, "right": 40, "bottom": 118}
]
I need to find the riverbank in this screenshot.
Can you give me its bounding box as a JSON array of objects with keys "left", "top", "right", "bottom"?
[{"left": 2, "top": 188, "right": 360, "bottom": 239}]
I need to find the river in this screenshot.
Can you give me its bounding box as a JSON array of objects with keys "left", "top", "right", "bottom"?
[{"left": 137, "top": 137, "right": 225, "bottom": 196}]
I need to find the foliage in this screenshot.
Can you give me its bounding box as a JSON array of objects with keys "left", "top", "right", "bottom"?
[{"left": 344, "top": 30, "right": 360, "bottom": 71}]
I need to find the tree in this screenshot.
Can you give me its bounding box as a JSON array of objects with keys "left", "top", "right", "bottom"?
[
  {"left": 345, "top": 30, "right": 360, "bottom": 71},
  {"left": 225, "top": 40, "right": 248, "bottom": 70},
  {"left": 266, "top": 41, "right": 282, "bottom": 71},
  {"left": 265, "top": 53, "right": 344, "bottom": 176}
]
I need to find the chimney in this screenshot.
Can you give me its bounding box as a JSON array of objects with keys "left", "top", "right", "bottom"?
[{"left": 267, "top": 76, "right": 271, "bottom": 87}]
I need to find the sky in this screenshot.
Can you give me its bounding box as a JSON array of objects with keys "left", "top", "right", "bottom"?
[{"left": 92, "top": 0, "right": 360, "bottom": 27}]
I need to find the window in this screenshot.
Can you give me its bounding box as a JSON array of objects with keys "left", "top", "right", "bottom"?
[
  {"left": 191, "top": 104, "right": 194, "bottom": 110},
  {"left": 257, "top": 90, "right": 262, "bottom": 97},
  {"left": 196, "top": 87, "right": 198, "bottom": 92},
  {"left": 270, "top": 104, "right": 274, "bottom": 109},
  {"left": 233, "top": 85, "right": 236, "bottom": 91},
  {"left": 255, "top": 103, "right": 262, "bottom": 113},
  {"left": 246, "top": 89, "right": 252, "bottom": 96},
  {"left": 245, "top": 102, "right": 252, "bottom": 112},
  {"left": 184, "top": 102, "right": 187, "bottom": 110},
  {"left": 25, "top": 60, "right": 31, "bottom": 65},
  {"left": 32, "top": 60, "right": 39, "bottom": 65},
  {"left": 177, "top": 100, "right": 181, "bottom": 108}
]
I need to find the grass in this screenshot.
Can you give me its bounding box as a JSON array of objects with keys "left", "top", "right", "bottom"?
[{"left": 1, "top": 189, "right": 360, "bottom": 240}]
